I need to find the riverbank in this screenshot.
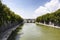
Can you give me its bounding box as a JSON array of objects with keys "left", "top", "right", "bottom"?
[
  {"left": 7, "top": 24, "right": 23, "bottom": 40},
  {"left": 36, "top": 22, "right": 60, "bottom": 29},
  {"left": 0, "top": 22, "right": 23, "bottom": 40}
]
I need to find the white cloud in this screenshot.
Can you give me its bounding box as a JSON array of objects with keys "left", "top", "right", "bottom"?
[{"left": 34, "top": 0, "right": 60, "bottom": 18}]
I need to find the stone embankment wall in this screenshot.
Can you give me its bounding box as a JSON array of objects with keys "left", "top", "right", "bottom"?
[
  {"left": 36, "top": 21, "right": 60, "bottom": 28},
  {"left": 0, "top": 21, "right": 23, "bottom": 33}
]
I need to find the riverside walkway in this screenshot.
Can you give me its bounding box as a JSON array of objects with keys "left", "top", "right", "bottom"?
[
  {"left": 36, "top": 22, "right": 60, "bottom": 29},
  {"left": 0, "top": 22, "right": 23, "bottom": 40}
]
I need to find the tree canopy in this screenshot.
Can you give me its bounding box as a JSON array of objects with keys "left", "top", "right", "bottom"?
[
  {"left": 36, "top": 9, "right": 60, "bottom": 25},
  {"left": 0, "top": 1, "right": 23, "bottom": 26}
]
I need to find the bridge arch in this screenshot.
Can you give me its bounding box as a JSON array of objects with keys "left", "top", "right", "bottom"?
[{"left": 24, "top": 19, "right": 35, "bottom": 23}]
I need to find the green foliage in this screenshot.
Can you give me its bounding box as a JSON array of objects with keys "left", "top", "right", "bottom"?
[
  {"left": 0, "top": 1, "right": 23, "bottom": 26},
  {"left": 36, "top": 9, "right": 60, "bottom": 25}
]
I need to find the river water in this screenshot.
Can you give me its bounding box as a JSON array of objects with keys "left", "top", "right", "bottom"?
[{"left": 16, "top": 23, "right": 60, "bottom": 40}]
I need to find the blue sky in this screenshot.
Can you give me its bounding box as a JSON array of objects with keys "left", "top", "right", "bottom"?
[{"left": 2, "top": 0, "right": 60, "bottom": 19}]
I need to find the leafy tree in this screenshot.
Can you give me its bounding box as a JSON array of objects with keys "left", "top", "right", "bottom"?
[
  {"left": 0, "top": 1, "right": 23, "bottom": 26},
  {"left": 36, "top": 9, "right": 60, "bottom": 26}
]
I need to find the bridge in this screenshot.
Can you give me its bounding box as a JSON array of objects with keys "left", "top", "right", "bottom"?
[{"left": 24, "top": 19, "right": 35, "bottom": 23}]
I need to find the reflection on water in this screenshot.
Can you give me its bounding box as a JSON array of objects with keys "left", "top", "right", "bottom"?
[{"left": 16, "top": 23, "right": 60, "bottom": 40}]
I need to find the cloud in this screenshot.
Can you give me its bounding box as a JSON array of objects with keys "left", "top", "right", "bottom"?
[{"left": 34, "top": 0, "right": 60, "bottom": 18}]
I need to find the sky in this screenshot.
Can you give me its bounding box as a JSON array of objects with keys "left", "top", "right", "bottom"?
[{"left": 2, "top": 0, "right": 60, "bottom": 19}]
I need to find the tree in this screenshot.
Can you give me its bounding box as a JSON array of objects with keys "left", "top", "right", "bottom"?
[{"left": 36, "top": 9, "right": 60, "bottom": 26}]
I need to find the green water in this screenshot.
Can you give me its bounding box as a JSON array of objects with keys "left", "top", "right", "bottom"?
[{"left": 16, "top": 23, "right": 60, "bottom": 40}]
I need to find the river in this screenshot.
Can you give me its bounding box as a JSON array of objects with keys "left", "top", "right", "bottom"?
[{"left": 15, "top": 23, "right": 60, "bottom": 40}]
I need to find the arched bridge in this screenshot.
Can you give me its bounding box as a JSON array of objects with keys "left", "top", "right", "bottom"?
[{"left": 24, "top": 19, "right": 35, "bottom": 23}]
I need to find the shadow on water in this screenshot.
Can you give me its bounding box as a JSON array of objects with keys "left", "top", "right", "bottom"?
[{"left": 7, "top": 24, "right": 24, "bottom": 40}]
